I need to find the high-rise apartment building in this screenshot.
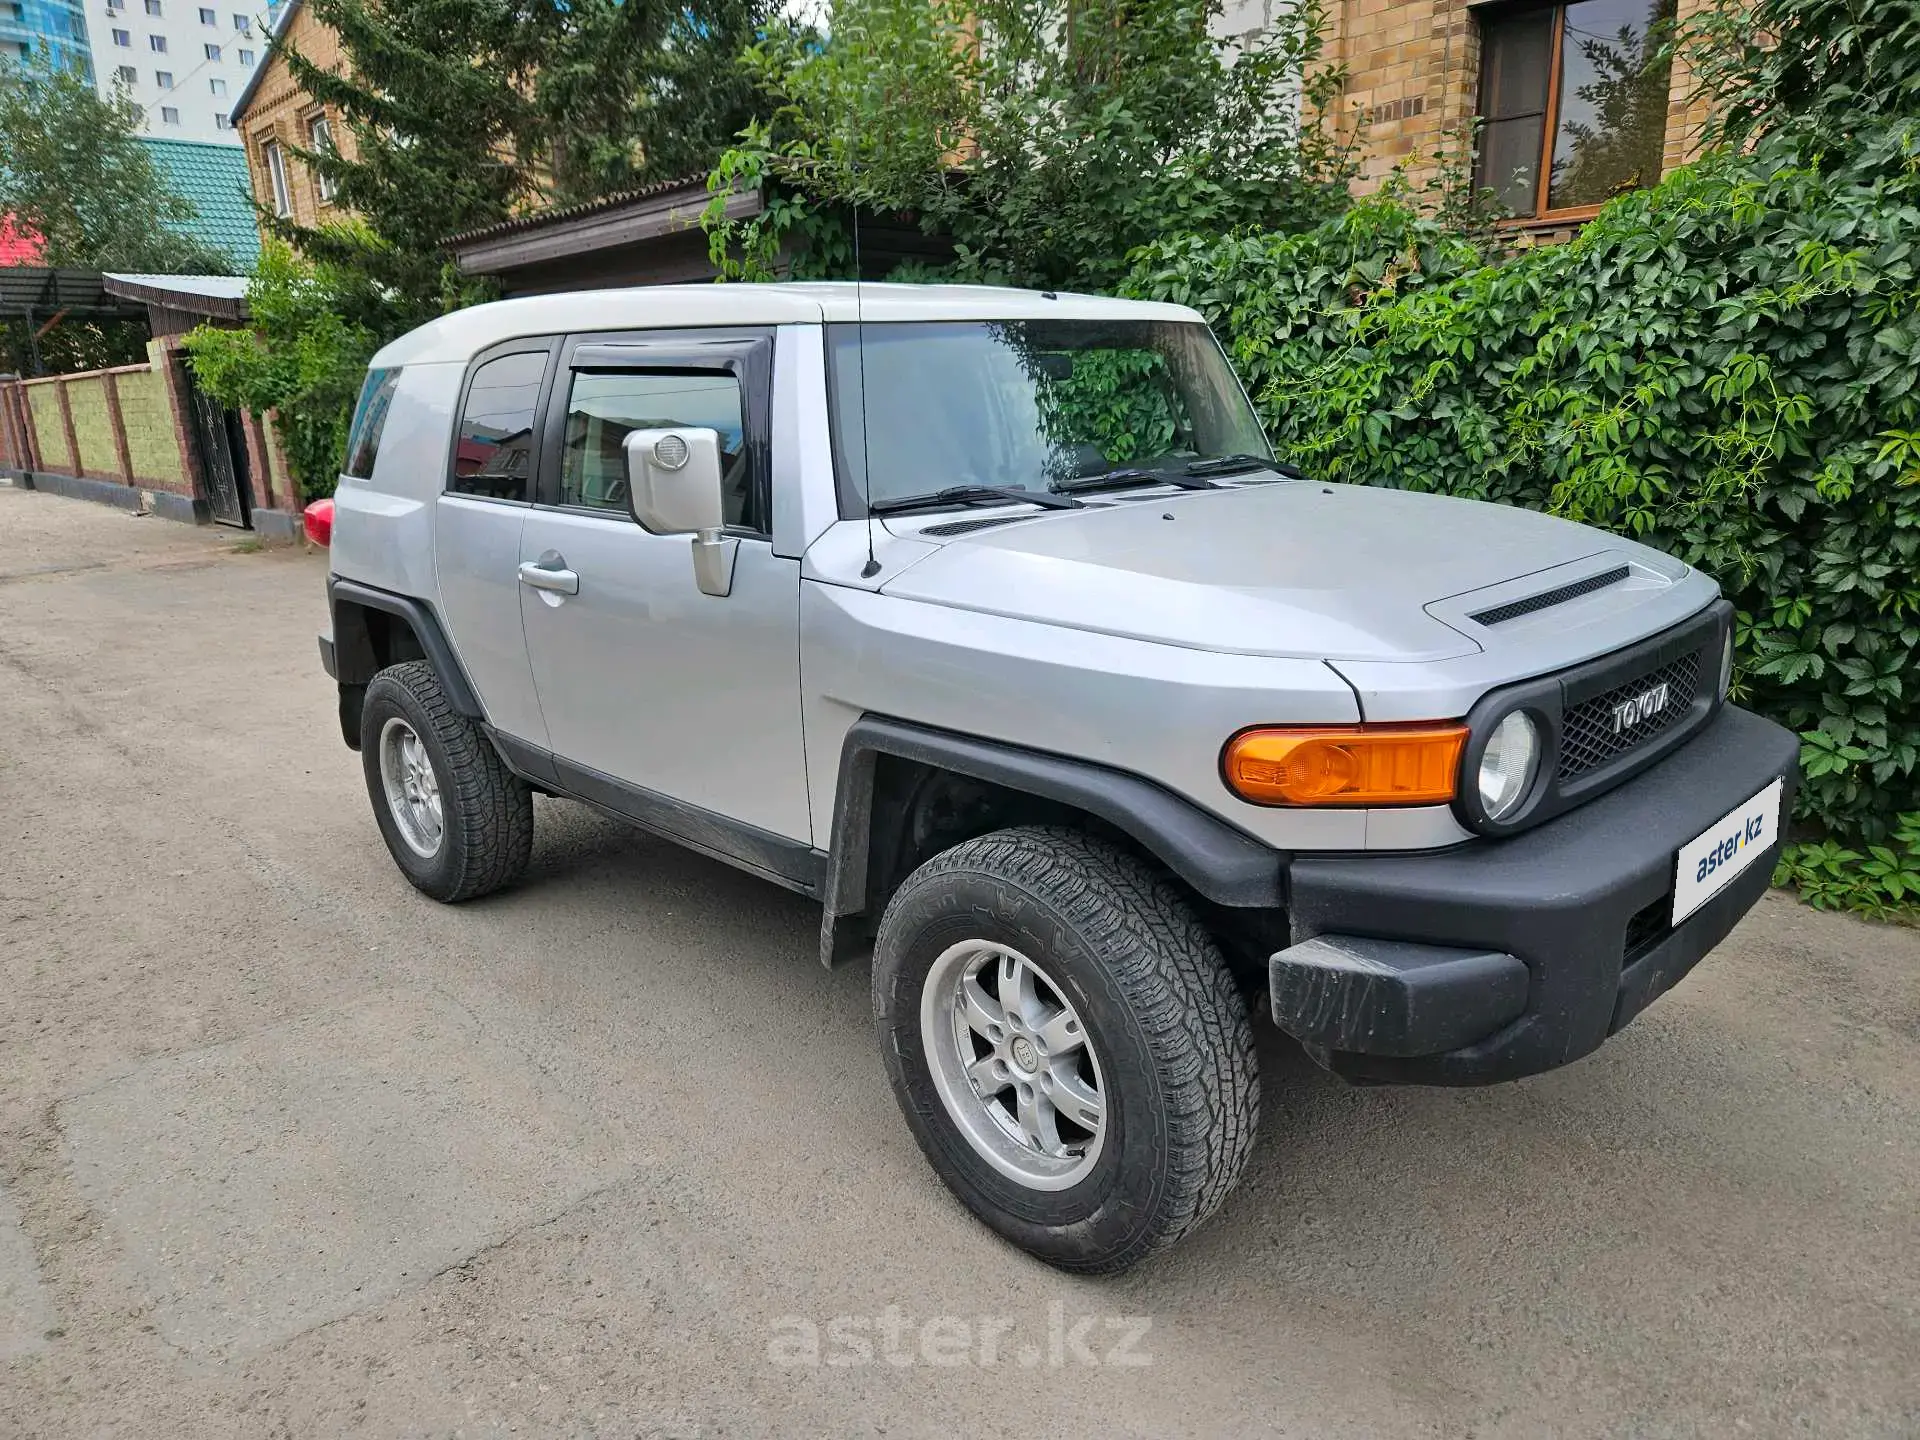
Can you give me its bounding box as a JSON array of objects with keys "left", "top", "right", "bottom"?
[
  {"left": 85, "top": 0, "right": 281, "bottom": 143},
  {"left": 0, "top": 0, "right": 94, "bottom": 78}
]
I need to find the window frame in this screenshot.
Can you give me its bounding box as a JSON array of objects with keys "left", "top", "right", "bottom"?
[
  {"left": 262, "top": 139, "right": 291, "bottom": 217},
  {"left": 148, "top": 32, "right": 166, "bottom": 50},
  {"left": 535, "top": 328, "right": 776, "bottom": 538},
  {"left": 1474, "top": 0, "right": 1670, "bottom": 225},
  {"left": 309, "top": 114, "right": 338, "bottom": 203},
  {"left": 444, "top": 338, "right": 560, "bottom": 507}
]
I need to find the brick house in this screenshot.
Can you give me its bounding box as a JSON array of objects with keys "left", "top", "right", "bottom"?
[
  {"left": 1323, "top": 0, "right": 1714, "bottom": 240},
  {"left": 227, "top": 0, "right": 353, "bottom": 236}
]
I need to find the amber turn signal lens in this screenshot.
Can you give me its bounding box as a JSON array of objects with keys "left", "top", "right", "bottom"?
[{"left": 1223, "top": 725, "right": 1467, "bottom": 807}]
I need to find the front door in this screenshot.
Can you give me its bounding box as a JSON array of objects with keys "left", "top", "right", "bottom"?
[{"left": 517, "top": 335, "right": 810, "bottom": 845}]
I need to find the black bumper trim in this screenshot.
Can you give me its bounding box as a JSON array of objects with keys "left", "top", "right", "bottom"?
[
  {"left": 1280, "top": 705, "right": 1800, "bottom": 1085},
  {"left": 1270, "top": 936, "right": 1529, "bottom": 1057}
]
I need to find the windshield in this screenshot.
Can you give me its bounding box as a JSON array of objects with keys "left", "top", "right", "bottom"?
[{"left": 827, "top": 319, "right": 1272, "bottom": 511}]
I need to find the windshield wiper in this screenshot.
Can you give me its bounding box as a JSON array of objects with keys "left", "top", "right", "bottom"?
[
  {"left": 868, "top": 484, "right": 1086, "bottom": 517},
  {"left": 1056, "top": 467, "right": 1223, "bottom": 494},
  {"left": 1182, "top": 453, "right": 1305, "bottom": 479}
]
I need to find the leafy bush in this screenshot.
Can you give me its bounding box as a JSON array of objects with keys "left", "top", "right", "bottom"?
[
  {"left": 183, "top": 239, "right": 383, "bottom": 502},
  {"left": 1125, "top": 125, "right": 1920, "bottom": 871},
  {"left": 704, "top": 0, "right": 1356, "bottom": 289}
]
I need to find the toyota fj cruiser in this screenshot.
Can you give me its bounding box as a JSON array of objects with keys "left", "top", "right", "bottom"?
[{"left": 315, "top": 283, "right": 1799, "bottom": 1274}]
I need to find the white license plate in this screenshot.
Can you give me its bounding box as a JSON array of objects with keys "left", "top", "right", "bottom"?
[{"left": 1671, "top": 778, "right": 1784, "bottom": 925}]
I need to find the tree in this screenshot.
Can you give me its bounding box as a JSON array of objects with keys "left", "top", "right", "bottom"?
[
  {"left": 268, "top": 0, "right": 774, "bottom": 327},
  {"left": 703, "top": 0, "right": 1357, "bottom": 291},
  {"left": 0, "top": 57, "right": 234, "bottom": 274},
  {"left": 1681, "top": 0, "right": 1920, "bottom": 150},
  {"left": 183, "top": 237, "right": 384, "bottom": 501}
]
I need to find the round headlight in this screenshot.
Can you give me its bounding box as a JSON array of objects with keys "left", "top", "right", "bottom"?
[
  {"left": 1718, "top": 629, "right": 1734, "bottom": 699},
  {"left": 1478, "top": 711, "right": 1540, "bottom": 822}
]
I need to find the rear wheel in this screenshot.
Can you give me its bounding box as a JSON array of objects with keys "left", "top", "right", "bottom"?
[
  {"left": 873, "top": 826, "right": 1259, "bottom": 1273},
  {"left": 360, "top": 661, "right": 533, "bottom": 902}
]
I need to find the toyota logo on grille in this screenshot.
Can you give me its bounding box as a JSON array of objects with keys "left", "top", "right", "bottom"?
[{"left": 1611, "top": 681, "right": 1671, "bottom": 734}]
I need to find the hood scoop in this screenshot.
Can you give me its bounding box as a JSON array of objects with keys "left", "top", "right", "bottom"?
[{"left": 1470, "top": 564, "right": 1629, "bottom": 626}]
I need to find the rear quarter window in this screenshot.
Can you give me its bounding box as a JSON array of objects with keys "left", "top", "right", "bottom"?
[{"left": 343, "top": 367, "right": 400, "bottom": 480}]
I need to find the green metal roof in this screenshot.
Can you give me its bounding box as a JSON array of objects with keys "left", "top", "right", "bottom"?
[{"left": 137, "top": 138, "right": 261, "bottom": 271}]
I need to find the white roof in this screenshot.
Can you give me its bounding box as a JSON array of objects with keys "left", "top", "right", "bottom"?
[
  {"left": 103, "top": 273, "right": 253, "bottom": 302},
  {"left": 370, "top": 283, "right": 1205, "bottom": 367}
]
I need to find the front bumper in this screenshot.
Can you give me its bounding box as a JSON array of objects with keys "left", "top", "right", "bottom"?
[{"left": 1270, "top": 705, "right": 1800, "bottom": 1085}]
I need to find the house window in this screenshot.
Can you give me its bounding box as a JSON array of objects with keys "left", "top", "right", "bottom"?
[
  {"left": 160, "top": 105, "right": 179, "bottom": 123},
  {"left": 156, "top": 68, "right": 171, "bottom": 86},
  {"left": 199, "top": 5, "right": 214, "bottom": 20},
  {"left": 209, "top": 76, "right": 225, "bottom": 95},
  {"left": 310, "top": 115, "right": 338, "bottom": 203},
  {"left": 214, "top": 112, "right": 230, "bottom": 128},
  {"left": 143, "top": 0, "right": 160, "bottom": 13},
  {"left": 148, "top": 33, "right": 166, "bottom": 51},
  {"left": 237, "top": 46, "right": 252, "bottom": 64},
  {"left": 111, "top": 27, "right": 130, "bottom": 45},
  {"left": 115, "top": 64, "right": 136, "bottom": 83},
  {"left": 204, "top": 41, "right": 220, "bottom": 59},
  {"left": 263, "top": 139, "right": 291, "bottom": 217},
  {"left": 1474, "top": 0, "right": 1677, "bottom": 220},
  {"left": 233, "top": 13, "right": 249, "bottom": 32}
]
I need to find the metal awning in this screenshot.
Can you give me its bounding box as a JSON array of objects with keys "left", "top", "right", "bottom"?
[
  {"left": 102, "top": 272, "right": 251, "bottom": 323},
  {"left": 0, "top": 268, "right": 150, "bottom": 320}
]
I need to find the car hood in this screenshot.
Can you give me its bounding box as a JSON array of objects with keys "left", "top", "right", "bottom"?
[{"left": 878, "top": 481, "right": 1694, "bottom": 662}]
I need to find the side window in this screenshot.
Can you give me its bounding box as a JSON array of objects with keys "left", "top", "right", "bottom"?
[
  {"left": 560, "top": 369, "right": 750, "bottom": 528},
  {"left": 451, "top": 350, "right": 546, "bottom": 502},
  {"left": 343, "top": 367, "right": 399, "bottom": 480}
]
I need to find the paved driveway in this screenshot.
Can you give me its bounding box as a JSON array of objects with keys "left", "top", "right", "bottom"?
[{"left": 1, "top": 484, "right": 1916, "bottom": 1438}]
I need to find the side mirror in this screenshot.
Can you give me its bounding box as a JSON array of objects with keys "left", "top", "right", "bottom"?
[{"left": 622, "top": 426, "right": 738, "bottom": 597}]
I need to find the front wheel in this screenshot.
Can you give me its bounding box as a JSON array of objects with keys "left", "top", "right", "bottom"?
[{"left": 873, "top": 826, "right": 1259, "bottom": 1273}]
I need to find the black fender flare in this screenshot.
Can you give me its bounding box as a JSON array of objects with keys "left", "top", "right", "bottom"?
[
  {"left": 819, "top": 716, "right": 1288, "bottom": 965},
  {"left": 327, "top": 577, "right": 485, "bottom": 719}
]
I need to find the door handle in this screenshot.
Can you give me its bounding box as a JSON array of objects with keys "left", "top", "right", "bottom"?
[{"left": 518, "top": 559, "right": 579, "bottom": 595}]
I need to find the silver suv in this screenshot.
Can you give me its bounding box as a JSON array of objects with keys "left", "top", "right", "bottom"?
[{"left": 315, "top": 283, "right": 1799, "bottom": 1273}]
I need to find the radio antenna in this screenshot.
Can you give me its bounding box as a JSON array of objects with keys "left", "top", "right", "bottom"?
[{"left": 853, "top": 190, "right": 880, "bottom": 579}]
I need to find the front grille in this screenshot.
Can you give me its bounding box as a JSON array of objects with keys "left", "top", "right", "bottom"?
[
  {"left": 1471, "top": 565, "right": 1630, "bottom": 626},
  {"left": 1558, "top": 652, "right": 1702, "bottom": 781}
]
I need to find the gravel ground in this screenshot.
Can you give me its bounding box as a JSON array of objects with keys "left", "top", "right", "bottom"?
[{"left": 1, "top": 483, "right": 1916, "bottom": 1438}]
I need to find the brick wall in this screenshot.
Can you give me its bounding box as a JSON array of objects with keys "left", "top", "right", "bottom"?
[
  {"left": 67, "top": 376, "right": 120, "bottom": 477},
  {"left": 1320, "top": 0, "right": 1480, "bottom": 195},
  {"left": 116, "top": 365, "right": 187, "bottom": 486},
  {"left": 234, "top": 5, "right": 356, "bottom": 239},
  {"left": 0, "top": 340, "right": 298, "bottom": 527},
  {"left": 1662, "top": 0, "right": 1716, "bottom": 172},
  {"left": 1324, "top": 0, "right": 1718, "bottom": 204}
]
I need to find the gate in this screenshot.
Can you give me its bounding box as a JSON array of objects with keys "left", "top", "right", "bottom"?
[{"left": 182, "top": 365, "right": 254, "bottom": 528}]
